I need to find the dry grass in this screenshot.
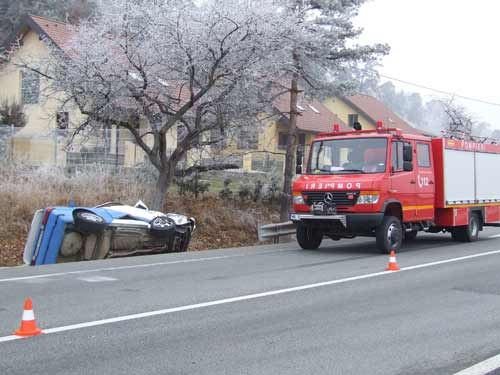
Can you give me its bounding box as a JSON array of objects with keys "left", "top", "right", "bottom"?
[{"left": 0, "top": 164, "right": 279, "bottom": 266}]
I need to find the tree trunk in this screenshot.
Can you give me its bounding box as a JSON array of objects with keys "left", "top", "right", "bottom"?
[
  {"left": 150, "top": 130, "right": 176, "bottom": 211},
  {"left": 151, "top": 164, "right": 175, "bottom": 211},
  {"left": 280, "top": 74, "right": 300, "bottom": 222}
]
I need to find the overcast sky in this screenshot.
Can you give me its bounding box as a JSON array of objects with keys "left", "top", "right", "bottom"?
[{"left": 355, "top": 0, "right": 500, "bottom": 129}]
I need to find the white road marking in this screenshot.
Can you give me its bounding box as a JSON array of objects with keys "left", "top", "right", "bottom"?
[
  {"left": 489, "top": 234, "right": 500, "bottom": 239},
  {"left": 16, "top": 278, "right": 58, "bottom": 284},
  {"left": 0, "top": 249, "right": 293, "bottom": 283},
  {"left": 454, "top": 353, "right": 500, "bottom": 375},
  {"left": 2, "top": 248, "right": 500, "bottom": 344},
  {"left": 77, "top": 276, "right": 117, "bottom": 283}
]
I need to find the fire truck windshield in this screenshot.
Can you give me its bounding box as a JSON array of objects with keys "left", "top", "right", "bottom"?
[{"left": 308, "top": 137, "right": 388, "bottom": 174}]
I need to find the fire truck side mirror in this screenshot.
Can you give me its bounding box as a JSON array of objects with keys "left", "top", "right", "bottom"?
[
  {"left": 296, "top": 164, "right": 303, "bottom": 175},
  {"left": 403, "top": 161, "right": 413, "bottom": 172},
  {"left": 403, "top": 144, "right": 413, "bottom": 162}
]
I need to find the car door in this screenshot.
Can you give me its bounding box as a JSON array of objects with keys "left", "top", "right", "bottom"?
[
  {"left": 390, "top": 140, "right": 417, "bottom": 222},
  {"left": 415, "top": 142, "right": 435, "bottom": 220}
]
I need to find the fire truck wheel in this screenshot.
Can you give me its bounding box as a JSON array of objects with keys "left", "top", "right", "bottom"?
[
  {"left": 296, "top": 224, "right": 323, "bottom": 250},
  {"left": 451, "top": 213, "right": 480, "bottom": 242},
  {"left": 376, "top": 216, "right": 403, "bottom": 254}
]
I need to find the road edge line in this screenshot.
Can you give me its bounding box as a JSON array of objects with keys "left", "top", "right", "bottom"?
[{"left": 454, "top": 353, "right": 500, "bottom": 375}]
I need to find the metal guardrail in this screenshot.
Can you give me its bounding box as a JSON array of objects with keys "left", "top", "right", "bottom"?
[{"left": 258, "top": 221, "right": 296, "bottom": 243}]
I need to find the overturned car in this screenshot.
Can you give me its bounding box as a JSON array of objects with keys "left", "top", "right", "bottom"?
[{"left": 23, "top": 201, "right": 196, "bottom": 266}]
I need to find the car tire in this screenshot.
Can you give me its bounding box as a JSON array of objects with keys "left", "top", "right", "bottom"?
[
  {"left": 296, "top": 224, "right": 322, "bottom": 250},
  {"left": 376, "top": 215, "right": 403, "bottom": 254},
  {"left": 451, "top": 213, "right": 480, "bottom": 242},
  {"left": 172, "top": 228, "right": 191, "bottom": 253},
  {"left": 73, "top": 210, "right": 106, "bottom": 234},
  {"left": 150, "top": 216, "right": 176, "bottom": 238}
]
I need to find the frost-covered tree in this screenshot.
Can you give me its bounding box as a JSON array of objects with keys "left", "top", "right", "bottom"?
[
  {"left": 25, "top": 0, "right": 293, "bottom": 209},
  {"left": 441, "top": 99, "right": 495, "bottom": 142},
  {"left": 0, "top": 99, "right": 27, "bottom": 128},
  {"left": 442, "top": 99, "right": 474, "bottom": 138},
  {"left": 276, "top": 0, "right": 389, "bottom": 220},
  {"left": 491, "top": 129, "right": 500, "bottom": 141},
  {"left": 421, "top": 99, "right": 448, "bottom": 133}
]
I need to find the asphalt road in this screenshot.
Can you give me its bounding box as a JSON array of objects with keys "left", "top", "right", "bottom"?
[{"left": 3, "top": 229, "right": 500, "bottom": 374}]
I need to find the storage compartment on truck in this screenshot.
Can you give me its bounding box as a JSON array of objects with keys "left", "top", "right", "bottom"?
[
  {"left": 432, "top": 139, "right": 500, "bottom": 207},
  {"left": 476, "top": 152, "right": 500, "bottom": 202},
  {"left": 443, "top": 149, "right": 475, "bottom": 204}
]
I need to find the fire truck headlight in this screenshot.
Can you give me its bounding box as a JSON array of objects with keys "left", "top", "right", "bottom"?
[
  {"left": 357, "top": 192, "right": 380, "bottom": 204},
  {"left": 292, "top": 192, "right": 305, "bottom": 205}
]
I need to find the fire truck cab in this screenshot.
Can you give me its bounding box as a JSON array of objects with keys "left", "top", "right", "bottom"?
[{"left": 291, "top": 122, "right": 500, "bottom": 253}]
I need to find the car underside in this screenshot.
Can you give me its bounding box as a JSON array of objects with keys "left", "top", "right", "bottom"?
[
  {"left": 24, "top": 201, "right": 196, "bottom": 265},
  {"left": 58, "top": 223, "right": 193, "bottom": 262}
]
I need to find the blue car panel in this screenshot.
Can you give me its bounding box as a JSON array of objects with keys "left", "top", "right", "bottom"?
[
  {"left": 32, "top": 206, "right": 130, "bottom": 265},
  {"left": 25, "top": 202, "right": 194, "bottom": 266}
]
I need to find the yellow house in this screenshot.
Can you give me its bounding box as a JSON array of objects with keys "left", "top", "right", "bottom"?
[
  {"left": 0, "top": 15, "right": 176, "bottom": 167},
  {"left": 226, "top": 93, "right": 420, "bottom": 173},
  {"left": 218, "top": 95, "right": 346, "bottom": 173},
  {"left": 323, "top": 95, "right": 420, "bottom": 134}
]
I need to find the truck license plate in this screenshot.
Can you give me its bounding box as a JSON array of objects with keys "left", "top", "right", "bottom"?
[{"left": 312, "top": 203, "right": 336, "bottom": 215}]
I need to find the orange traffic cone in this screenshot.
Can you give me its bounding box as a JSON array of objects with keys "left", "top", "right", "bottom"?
[
  {"left": 385, "top": 250, "right": 400, "bottom": 271},
  {"left": 14, "top": 298, "right": 43, "bottom": 337}
]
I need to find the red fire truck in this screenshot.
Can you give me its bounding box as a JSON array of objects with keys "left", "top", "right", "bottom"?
[{"left": 291, "top": 122, "right": 500, "bottom": 253}]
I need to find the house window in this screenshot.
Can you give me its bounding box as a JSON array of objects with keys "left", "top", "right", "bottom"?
[
  {"left": 237, "top": 128, "right": 258, "bottom": 150},
  {"left": 348, "top": 114, "right": 359, "bottom": 128},
  {"left": 56, "top": 112, "right": 69, "bottom": 130},
  {"left": 210, "top": 128, "right": 226, "bottom": 149},
  {"left": 278, "top": 132, "right": 288, "bottom": 150},
  {"left": 298, "top": 133, "right": 306, "bottom": 146},
  {"left": 279, "top": 132, "right": 305, "bottom": 150},
  {"left": 417, "top": 143, "right": 431, "bottom": 168},
  {"left": 21, "top": 70, "right": 40, "bottom": 104}
]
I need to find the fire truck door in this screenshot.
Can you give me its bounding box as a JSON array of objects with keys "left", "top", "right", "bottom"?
[
  {"left": 390, "top": 140, "right": 417, "bottom": 221},
  {"left": 415, "top": 142, "right": 435, "bottom": 220}
]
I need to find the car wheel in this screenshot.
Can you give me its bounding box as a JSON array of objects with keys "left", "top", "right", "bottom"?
[
  {"left": 73, "top": 210, "right": 106, "bottom": 233},
  {"left": 376, "top": 216, "right": 403, "bottom": 254},
  {"left": 172, "top": 228, "right": 191, "bottom": 253},
  {"left": 296, "top": 224, "right": 322, "bottom": 250},
  {"left": 150, "top": 216, "right": 176, "bottom": 238}
]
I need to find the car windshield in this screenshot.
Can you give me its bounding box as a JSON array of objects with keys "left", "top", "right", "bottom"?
[{"left": 308, "top": 137, "right": 388, "bottom": 174}]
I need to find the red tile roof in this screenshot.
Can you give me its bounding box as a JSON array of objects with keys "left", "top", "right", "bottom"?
[
  {"left": 1, "top": 15, "right": 75, "bottom": 53},
  {"left": 29, "top": 15, "right": 75, "bottom": 50},
  {"left": 342, "top": 95, "right": 422, "bottom": 135},
  {"left": 273, "top": 95, "right": 346, "bottom": 133}
]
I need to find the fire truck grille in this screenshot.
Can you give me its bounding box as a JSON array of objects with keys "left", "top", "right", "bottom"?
[{"left": 302, "top": 191, "right": 360, "bottom": 206}]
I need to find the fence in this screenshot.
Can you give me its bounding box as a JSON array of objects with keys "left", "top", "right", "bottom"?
[
  {"left": 0, "top": 125, "right": 14, "bottom": 161},
  {"left": 0, "top": 125, "right": 308, "bottom": 183},
  {"left": 0, "top": 126, "right": 150, "bottom": 168}
]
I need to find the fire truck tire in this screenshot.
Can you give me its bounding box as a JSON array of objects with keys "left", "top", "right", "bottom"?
[
  {"left": 451, "top": 213, "right": 480, "bottom": 242},
  {"left": 296, "top": 224, "right": 323, "bottom": 250},
  {"left": 376, "top": 216, "right": 403, "bottom": 254}
]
